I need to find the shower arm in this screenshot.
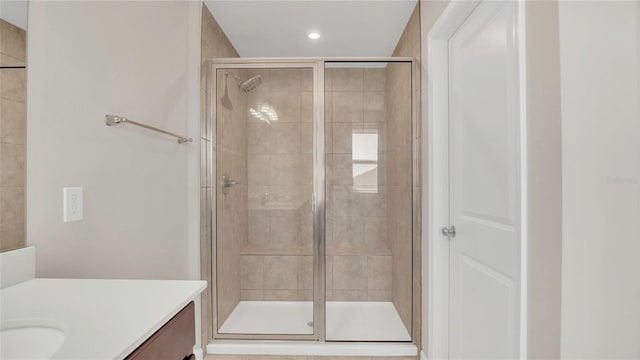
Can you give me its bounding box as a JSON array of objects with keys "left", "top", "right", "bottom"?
[{"left": 226, "top": 71, "right": 242, "bottom": 83}]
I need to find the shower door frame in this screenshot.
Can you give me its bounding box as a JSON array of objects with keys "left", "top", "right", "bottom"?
[{"left": 207, "top": 57, "right": 418, "bottom": 343}]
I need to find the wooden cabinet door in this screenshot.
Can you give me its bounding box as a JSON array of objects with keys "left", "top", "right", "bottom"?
[{"left": 126, "top": 302, "right": 195, "bottom": 360}]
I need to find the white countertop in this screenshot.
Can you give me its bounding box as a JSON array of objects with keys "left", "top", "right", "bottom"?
[{"left": 1, "top": 278, "right": 207, "bottom": 360}]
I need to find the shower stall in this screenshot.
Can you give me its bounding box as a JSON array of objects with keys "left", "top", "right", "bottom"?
[{"left": 204, "top": 58, "right": 417, "bottom": 348}]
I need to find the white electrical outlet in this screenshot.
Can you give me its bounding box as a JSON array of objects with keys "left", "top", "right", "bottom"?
[{"left": 63, "top": 187, "right": 83, "bottom": 222}]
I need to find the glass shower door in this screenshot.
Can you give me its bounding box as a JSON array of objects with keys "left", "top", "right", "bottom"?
[
  {"left": 213, "top": 65, "right": 317, "bottom": 337},
  {"left": 324, "top": 61, "right": 413, "bottom": 341}
]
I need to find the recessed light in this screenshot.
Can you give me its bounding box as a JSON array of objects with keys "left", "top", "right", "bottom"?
[{"left": 308, "top": 32, "right": 321, "bottom": 40}]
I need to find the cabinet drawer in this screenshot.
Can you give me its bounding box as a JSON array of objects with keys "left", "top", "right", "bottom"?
[{"left": 126, "top": 301, "right": 195, "bottom": 360}]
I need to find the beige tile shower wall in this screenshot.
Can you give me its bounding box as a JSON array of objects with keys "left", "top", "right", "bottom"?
[
  {"left": 241, "top": 68, "right": 315, "bottom": 301},
  {"left": 200, "top": 4, "right": 244, "bottom": 342},
  {"left": 386, "top": 4, "right": 421, "bottom": 335},
  {"left": 0, "top": 19, "right": 27, "bottom": 252},
  {"left": 240, "top": 253, "right": 392, "bottom": 302},
  {"left": 246, "top": 69, "right": 313, "bottom": 251},
  {"left": 241, "top": 67, "right": 393, "bottom": 302},
  {"left": 215, "top": 67, "right": 248, "bottom": 325},
  {"left": 325, "top": 67, "right": 392, "bottom": 302}
]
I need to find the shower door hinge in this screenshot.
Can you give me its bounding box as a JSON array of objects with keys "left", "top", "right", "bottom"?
[{"left": 442, "top": 225, "right": 456, "bottom": 239}]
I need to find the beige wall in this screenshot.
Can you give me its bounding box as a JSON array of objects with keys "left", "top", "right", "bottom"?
[
  {"left": 200, "top": 3, "right": 243, "bottom": 341},
  {"left": 524, "top": 1, "right": 563, "bottom": 358},
  {"left": 27, "top": 0, "right": 202, "bottom": 348},
  {"left": 388, "top": 3, "right": 421, "bottom": 338},
  {"left": 27, "top": 0, "right": 200, "bottom": 278},
  {"left": 0, "top": 19, "right": 27, "bottom": 252},
  {"left": 559, "top": 1, "right": 640, "bottom": 358}
]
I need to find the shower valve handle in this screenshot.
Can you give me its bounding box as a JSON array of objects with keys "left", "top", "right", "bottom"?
[{"left": 222, "top": 173, "right": 240, "bottom": 194}]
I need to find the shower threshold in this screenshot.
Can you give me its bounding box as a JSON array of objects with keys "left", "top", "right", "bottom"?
[{"left": 208, "top": 301, "right": 417, "bottom": 356}]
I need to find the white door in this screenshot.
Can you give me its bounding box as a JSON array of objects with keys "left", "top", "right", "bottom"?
[{"left": 447, "top": 1, "right": 522, "bottom": 358}]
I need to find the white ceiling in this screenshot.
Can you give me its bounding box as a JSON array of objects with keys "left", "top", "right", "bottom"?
[
  {"left": 204, "top": 0, "right": 418, "bottom": 58},
  {"left": 0, "top": 0, "right": 28, "bottom": 30},
  {"left": 0, "top": 1, "right": 418, "bottom": 57}
]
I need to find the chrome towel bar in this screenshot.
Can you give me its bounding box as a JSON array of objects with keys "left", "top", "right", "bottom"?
[{"left": 105, "top": 114, "right": 193, "bottom": 144}]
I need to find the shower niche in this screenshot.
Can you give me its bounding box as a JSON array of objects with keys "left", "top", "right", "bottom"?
[{"left": 205, "top": 59, "right": 416, "bottom": 342}]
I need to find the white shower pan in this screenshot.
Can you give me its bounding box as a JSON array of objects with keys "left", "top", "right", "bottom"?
[{"left": 208, "top": 301, "right": 417, "bottom": 357}]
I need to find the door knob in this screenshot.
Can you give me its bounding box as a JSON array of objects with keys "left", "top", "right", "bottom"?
[{"left": 442, "top": 225, "right": 456, "bottom": 239}]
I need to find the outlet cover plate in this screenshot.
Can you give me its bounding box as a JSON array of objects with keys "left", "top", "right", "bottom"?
[{"left": 63, "top": 187, "right": 83, "bottom": 222}]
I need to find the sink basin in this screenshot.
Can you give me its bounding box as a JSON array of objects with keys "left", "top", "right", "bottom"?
[{"left": 1, "top": 320, "right": 66, "bottom": 359}]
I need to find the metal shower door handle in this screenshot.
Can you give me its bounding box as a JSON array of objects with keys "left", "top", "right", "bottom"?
[{"left": 222, "top": 173, "right": 240, "bottom": 195}]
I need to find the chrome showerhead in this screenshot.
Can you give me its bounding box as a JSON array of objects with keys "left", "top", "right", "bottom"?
[
  {"left": 239, "top": 75, "right": 263, "bottom": 93},
  {"left": 226, "top": 71, "right": 263, "bottom": 93}
]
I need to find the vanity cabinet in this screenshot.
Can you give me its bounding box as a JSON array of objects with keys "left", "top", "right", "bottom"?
[{"left": 126, "top": 302, "right": 195, "bottom": 360}]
